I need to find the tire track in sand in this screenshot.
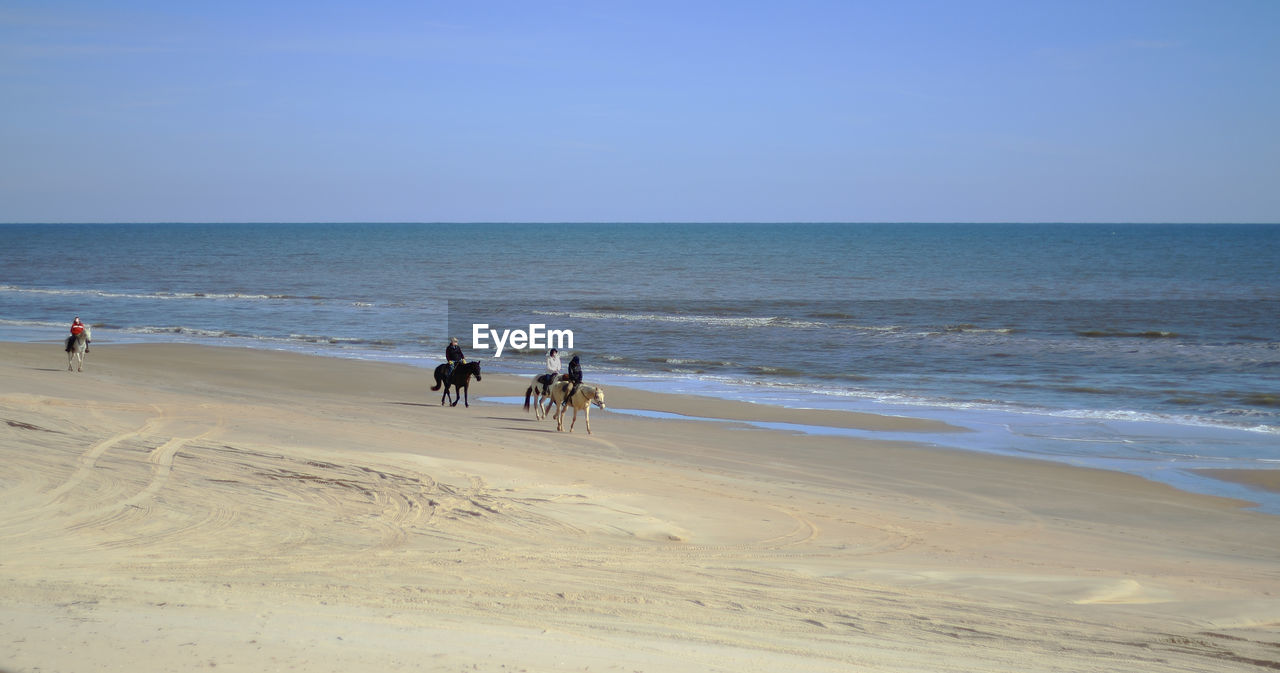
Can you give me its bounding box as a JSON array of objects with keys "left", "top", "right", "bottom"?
[{"left": 10, "top": 407, "right": 226, "bottom": 553}]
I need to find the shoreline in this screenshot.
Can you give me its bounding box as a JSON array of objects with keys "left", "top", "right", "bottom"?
[
  {"left": 11, "top": 339, "right": 1280, "bottom": 509},
  {"left": 3, "top": 341, "right": 1278, "bottom": 671},
  {"left": 8, "top": 338, "right": 1280, "bottom": 510},
  {"left": 1198, "top": 468, "right": 1280, "bottom": 496}
]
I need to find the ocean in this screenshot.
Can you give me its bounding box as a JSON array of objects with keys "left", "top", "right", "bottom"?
[{"left": 3, "top": 222, "right": 1278, "bottom": 511}]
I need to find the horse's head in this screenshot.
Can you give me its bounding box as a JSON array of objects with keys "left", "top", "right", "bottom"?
[
  {"left": 470, "top": 360, "right": 481, "bottom": 381},
  {"left": 590, "top": 387, "right": 605, "bottom": 409}
]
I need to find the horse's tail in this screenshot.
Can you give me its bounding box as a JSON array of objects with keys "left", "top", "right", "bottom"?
[
  {"left": 523, "top": 386, "right": 534, "bottom": 411},
  {"left": 430, "top": 379, "right": 442, "bottom": 391}
]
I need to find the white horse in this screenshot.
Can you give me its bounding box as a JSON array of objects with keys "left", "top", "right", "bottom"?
[
  {"left": 65, "top": 327, "right": 91, "bottom": 372},
  {"left": 523, "top": 373, "right": 566, "bottom": 420},
  {"left": 547, "top": 381, "right": 606, "bottom": 434}
]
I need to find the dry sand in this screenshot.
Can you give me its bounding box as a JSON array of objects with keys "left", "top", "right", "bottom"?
[{"left": 2, "top": 342, "right": 1278, "bottom": 672}]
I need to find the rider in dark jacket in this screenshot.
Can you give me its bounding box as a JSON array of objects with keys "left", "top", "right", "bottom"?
[
  {"left": 564, "top": 354, "right": 583, "bottom": 403},
  {"left": 445, "top": 337, "right": 465, "bottom": 378}
]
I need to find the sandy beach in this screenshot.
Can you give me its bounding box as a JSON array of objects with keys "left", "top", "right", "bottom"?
[{"left": 2, "top": 342, "right": 1278, "bottom": 672}]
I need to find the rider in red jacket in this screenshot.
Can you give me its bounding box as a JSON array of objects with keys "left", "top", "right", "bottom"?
[
  {"left": 68, "top": 316, "right": 90, "bottom": 352},
  {"left": 66, "top": 319, "right": 90, "bottom": 355}
]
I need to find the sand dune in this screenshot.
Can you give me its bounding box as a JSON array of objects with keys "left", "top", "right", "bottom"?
[{"left": 2, "top": 343, "right": 1278, "bottom": 672}]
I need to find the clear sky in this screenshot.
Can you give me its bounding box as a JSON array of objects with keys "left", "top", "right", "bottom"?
[{"left": 2, "top": 1, "right": 1278, "bottom": 223}]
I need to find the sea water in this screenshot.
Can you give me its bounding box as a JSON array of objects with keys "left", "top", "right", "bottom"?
[{"left": 3, "top": 223, "right": 1277, "bottom": 510}]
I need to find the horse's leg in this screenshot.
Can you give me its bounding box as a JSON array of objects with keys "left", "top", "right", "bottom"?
[
  {"left": 463, "top": 384, "right": 469, "bottom": 408},
  {"left": 584, "top": 405, "right": 591, "bottom": 434}
]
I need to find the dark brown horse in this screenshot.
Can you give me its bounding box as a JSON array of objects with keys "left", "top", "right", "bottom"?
[{"left": 430, "top": 360, "right": 482, "bottom": 407}]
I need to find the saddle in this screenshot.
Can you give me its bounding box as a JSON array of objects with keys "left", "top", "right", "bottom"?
[{"left": 537, "top": 373, "right": 562, "bottom": 394}]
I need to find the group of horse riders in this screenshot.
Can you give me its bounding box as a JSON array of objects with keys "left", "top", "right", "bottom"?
[
  {"left": 445, "top": 337, "right": 582, "bottom": 401},
  {"left": 61, "top": 319, "right": 582, "bottom": 403}
]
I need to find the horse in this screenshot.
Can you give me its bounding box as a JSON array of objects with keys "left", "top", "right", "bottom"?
[
  {"left": 523, "top": 373, "right": 566, "bottom": 420},
  {"left": 65, "top": 327, "right": 91, "bottom": 372},
  {"left": 546, "top": 381, "right": 606, "bottom": 434},
  {"left": 430, "top": 360, "right": 482, "bottom": 407}
]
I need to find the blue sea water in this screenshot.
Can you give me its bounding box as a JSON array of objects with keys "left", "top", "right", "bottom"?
[{"left": 3, "top": 223, "right": 1278, "bottom": 511}]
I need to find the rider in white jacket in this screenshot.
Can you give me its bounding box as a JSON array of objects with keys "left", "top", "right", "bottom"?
[{"left": 545, "top": 348, "right": 562, "bottom": 378}]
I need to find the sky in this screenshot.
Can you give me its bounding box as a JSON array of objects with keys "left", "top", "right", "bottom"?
[{"left": 2, "top": 1, "right": 1278, "bottom": 223}]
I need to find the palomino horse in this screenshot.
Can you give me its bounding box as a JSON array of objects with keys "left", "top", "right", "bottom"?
[
  {"left": 546, "top": 381, "right": 606, "bottom": 434},
  {"left": 523, "top": 373, "right": 566, "bottom": 420},
  {"left": 65, "top": 327, "right": 91, "bottom": 372},
  {"left": 430, "top": 360, "right": 482, "bottom": 407}
]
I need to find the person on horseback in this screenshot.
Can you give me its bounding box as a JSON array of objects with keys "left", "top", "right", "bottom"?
[
  {"left": 445, "top": 337, "right": 465, "bottom": 380},
  {"left": 542, "top": 348, "right": 562, "bottom": 393},
  {"left": 563, "top": 354, "right": 583, "bottom": 405},
  {"left": 69, "top": 316, "right": 89, "bottom": 352}
]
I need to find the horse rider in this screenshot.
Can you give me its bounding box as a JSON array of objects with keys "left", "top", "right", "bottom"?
[
  {"left": 563, "top": 354, "right": 582, "bottom": 404},
  {"left": 543, "top": 348, "right": 562, "bottom": 393},
  {"left": 70, "top": 316, "right": 89, "bottom": 352},
  {"left": 445, "top": 337, "right": 465, "bottom": 380}
]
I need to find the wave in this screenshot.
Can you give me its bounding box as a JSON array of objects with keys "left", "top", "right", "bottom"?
[
  {"left": 67, "top": 323, "right": 413, "bottom": 351},
  {"left": 943, "top": 324, "right": 1016, "bottom": 334},
  {"left": 801, "top": 383, "right": 1280, "bottom": 435},
  {"left": 1076, "top": 330, "right": 1180, "bottom": 339},
  {"left": 532, "top": 309, "right": 884, "bottom": 331},
  {"left": 808, "top": 311, "right": 857, "bottom": 320},
  {"left": 532, "top": 309, "right": 794, "bottom": 328},
  {"left": 0, "top": 318, "right": 70, "bottom": 330},
  {"left": 636, "top": 370, "right": 1280, "bottom": 436},
  {"left": 0, "top": 284, "right": 327, "bottom": 302},
  {"left": 531, "top": 310, "right": 1023, "bottom": 337},
  {"left": 645, "top": 356, "right": 739, "bottom": 368},
  {"left": 1162, "top": 392, "right": 1280, "bottom": 410},
  {"left": 580, "top": 364, "right": 1272, "bottom": 433},
  {"left": 1046, "top": 407, "right": 1280, "bottom": 434},
  {"left": 1240, "top": 393, "right": 1280, "bottom": 409}
]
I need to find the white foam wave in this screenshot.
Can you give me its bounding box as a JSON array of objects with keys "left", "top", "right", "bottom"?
[
  {"left": 572, "top": 360, "right": 1280, "bottom": 437},
  {"left": 0, "top": 284, "right": 317, "bottom": 302},
  {"left": 1046, "top": 408, "right": 1280, "bottom": 434},
  {"left": 533, "top": 309, "right": 779, "bottom": 328},
  {"left": 0, "top": 318, "right": 68, "bottom": 330},
  {"left": 534, "top": 309, "right": 845, "bottom": 330}
]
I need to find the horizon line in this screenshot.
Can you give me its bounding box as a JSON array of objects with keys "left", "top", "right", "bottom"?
[{"left": 4, "top": 220, "right": 1278, "bottom": 226}]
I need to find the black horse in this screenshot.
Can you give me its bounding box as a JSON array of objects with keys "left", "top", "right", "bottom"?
[{"left": 430, "top": 360, "right": 482, "bottom": 407}]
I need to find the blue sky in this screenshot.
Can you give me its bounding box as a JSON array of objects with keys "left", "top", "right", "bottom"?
[{"left": 2, "top": 1, "right": 1277, "bottom": 223}]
